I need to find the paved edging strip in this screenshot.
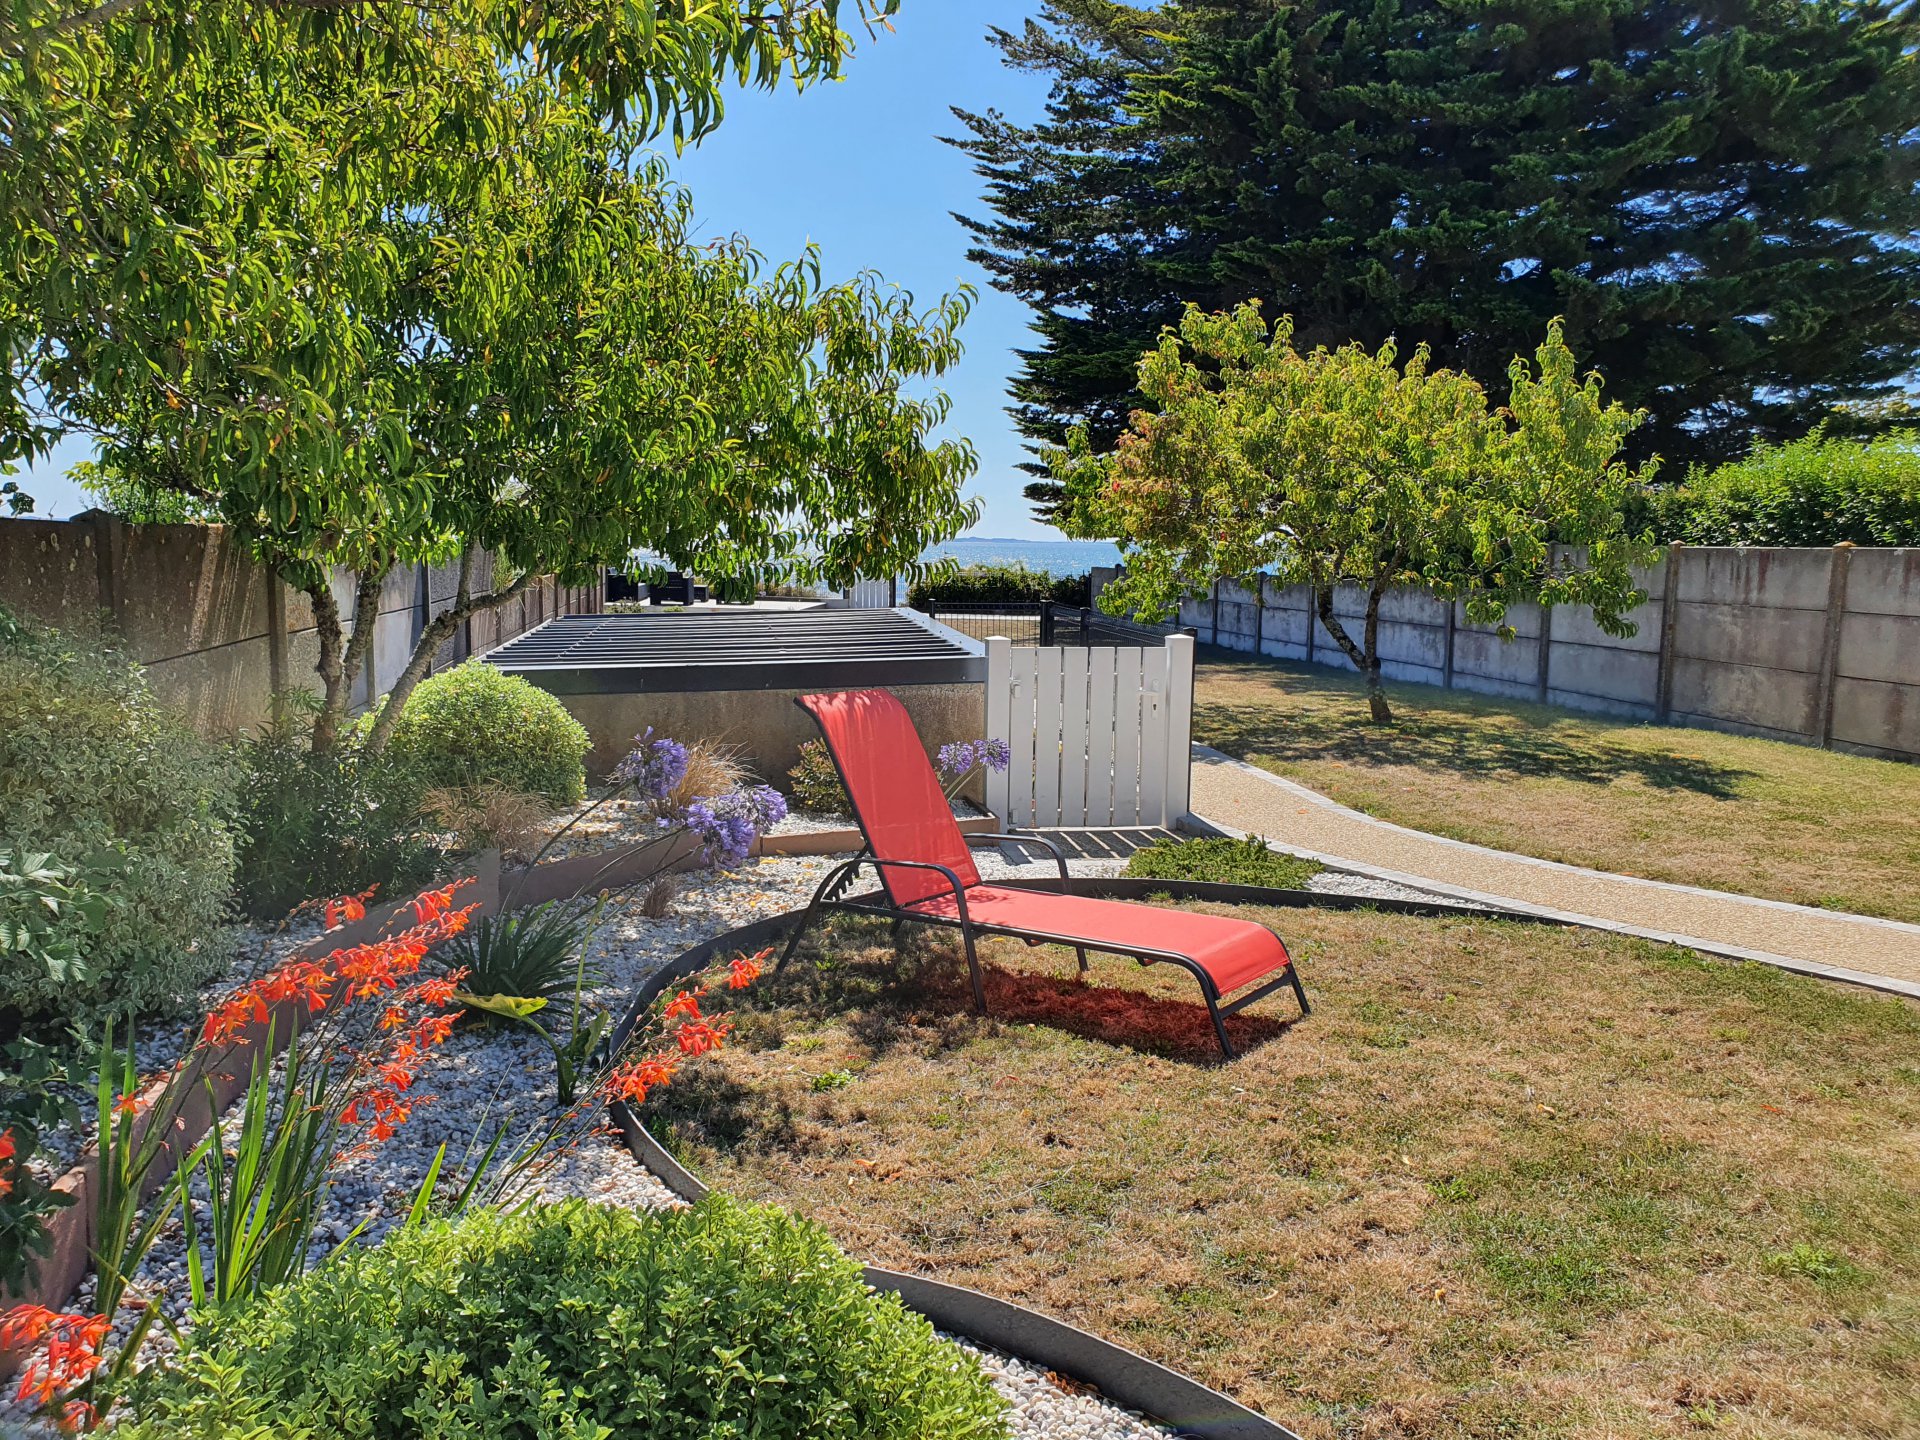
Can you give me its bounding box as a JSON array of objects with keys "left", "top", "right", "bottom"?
[
  {"left": 1190, "top": 748, "right": 1920, "bottom": 940},
  {"left": 1189, "top": 747, "right": 1920, "bottom": 1001}
]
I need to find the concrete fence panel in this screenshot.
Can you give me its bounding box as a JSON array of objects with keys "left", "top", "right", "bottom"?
[
  {"left": 0, "top": 514, "right": 597, "bottom": 736},
  {"left": 1165, "top": 545, "right": 1920, "bottom": 761}
]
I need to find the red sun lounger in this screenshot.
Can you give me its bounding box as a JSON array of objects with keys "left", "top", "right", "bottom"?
[{"left": 776, "top": 688, "right": 1308, "bottom": 1057}]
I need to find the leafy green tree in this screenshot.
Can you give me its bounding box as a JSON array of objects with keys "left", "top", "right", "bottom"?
[
  {"left": 1065, "top": 305, "right": 1654, "bottom": 722},
  {"left": 955, "top": 0, "right": 1920, "bottom": 523},
  {"left": 3, "top": 1, "right": 979, "bottom": 752}
]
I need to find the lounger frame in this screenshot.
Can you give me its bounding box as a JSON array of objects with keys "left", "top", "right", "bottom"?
[{"left": 776, "top": 806, "right": 1308, "bottom": 1058}]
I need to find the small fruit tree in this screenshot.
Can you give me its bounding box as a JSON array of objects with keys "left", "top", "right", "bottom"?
[{"left": 1064, "top": 304, "right": 1654, "bottom": 722}]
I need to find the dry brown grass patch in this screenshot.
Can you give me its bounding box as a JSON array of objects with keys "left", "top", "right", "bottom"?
[
  {"left": 647, "top": 904, "right": 1920, "bottom": 1440},
  {"left": 1193, "top": 657, "right": 1920, "bottom": 923}
]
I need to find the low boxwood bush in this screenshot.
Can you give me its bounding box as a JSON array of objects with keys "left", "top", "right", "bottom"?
[
  {"left": 125, "top": 1197, "right": 1010, "bottom": 1440},
  {"left": 1124, "top": 835, "right": 1321, "bottom": 889},
  {"left": 373, "top": 662, "right": 589, "bottom": 807},
  {"left": 233, "top": 720, "right": 440, "bottom": 923},
  {"left": 1630, "top": 433, "right": 1920, "bottom": 546},
  {"left": 0, "top": 606, "right": 238, "bottom": 1026}
]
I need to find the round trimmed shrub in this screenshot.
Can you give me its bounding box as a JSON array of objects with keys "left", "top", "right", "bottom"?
[
  {"left": 124, "top": 1197, "right": 1010, "bottom": 1440},
  {"left": 374, "top": 662, "right": 589, "bottom": 808},
  {"left": 0, "top": 606, "right": 238, "bottom": 1026}
]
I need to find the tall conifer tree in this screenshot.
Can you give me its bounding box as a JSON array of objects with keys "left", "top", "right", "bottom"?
[{"left": 954, "top": 0, "right": 1920, "bottom": 523}]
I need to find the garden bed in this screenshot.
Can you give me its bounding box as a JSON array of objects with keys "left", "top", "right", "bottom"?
[
  {"left": 639, "top": 897, "right": 1920, "bottom": 1439},
  {"left": 4, "top": 850, "right": 1231, "bottom": 1439}
]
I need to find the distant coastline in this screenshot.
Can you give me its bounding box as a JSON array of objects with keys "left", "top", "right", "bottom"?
[{"left": 921, "top": 536, "right": 1123, "bottom": 577}]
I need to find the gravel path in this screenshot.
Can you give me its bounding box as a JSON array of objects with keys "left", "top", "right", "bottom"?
[
  {"left": 1191, "top": 745, "right": 1920, "bottom": 992},
  {"left": 4, "top": 851, "right": 1184, "bottom": 1440}
]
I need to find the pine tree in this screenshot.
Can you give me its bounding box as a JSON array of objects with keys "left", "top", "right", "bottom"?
[{"left": 954, "top": 0, "right": 1920, "bottom": 523}]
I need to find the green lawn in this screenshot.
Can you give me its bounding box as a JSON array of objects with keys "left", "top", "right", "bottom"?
[
  {"left": 649, "top": 909, "right": 1920, "bottom": 1440},
  {"left": 1194, "top": 655, "right": 1920, "bottom": 924}
]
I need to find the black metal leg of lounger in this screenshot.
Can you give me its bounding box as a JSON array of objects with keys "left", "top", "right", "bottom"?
[
  {"left": 957, "top": 923, "right": 988, "bottom": 1013},
  {"left": 1205, "top": 990, "right": 1236, "bottom": 1059},
  {"left": 776, "top": 859, "right": 862, "bottom": 973},
  {"left": 1289, "top": 965, "right": 1311, "bottom": 1016}
]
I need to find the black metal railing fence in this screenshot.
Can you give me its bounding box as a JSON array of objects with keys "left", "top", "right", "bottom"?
[{"left": 920, "top": 599, "right": 1192, "bottom": 649}]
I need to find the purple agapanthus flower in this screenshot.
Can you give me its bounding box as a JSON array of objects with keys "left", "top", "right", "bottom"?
[
  {"left": 612, "top": 727, "right": 689, "bottom": 805},
  {"left": 936, "top": 738, "right": 1012, "bottom": 780},
  {"left": 685, "top": 784, "right": 789, "bottom": 868}
]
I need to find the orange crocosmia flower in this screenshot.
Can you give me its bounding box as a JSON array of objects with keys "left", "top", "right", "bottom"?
[
  {"left": 324, "top": 891, "right": 370, "bottom": 929},
  {"left": 673, "top": 1017, "right": 732, "bottom": 1058},
  {"left": 111, "top": 1093, "right": 138, "bottom": 1120},
  {"left": 726, "top": 955, "right": 762, "bottom": 990},
  {"left": 662, "top": 990, "right": 702, "bottom": 1022},
  {"left": 2, "top": 1306, "right": 109, "bottom": 1417}
]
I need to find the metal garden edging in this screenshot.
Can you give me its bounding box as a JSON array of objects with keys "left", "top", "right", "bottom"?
[{"left": 608, "top": 877, "right": 1554, "bottom": 1440}]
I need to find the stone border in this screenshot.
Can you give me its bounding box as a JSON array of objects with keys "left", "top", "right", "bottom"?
[
  {"left": 1188, "top": 746, "right": 1920, "bottom": 1002},
  {"left": 605, "top": 879, "right": 1570, "bottom": 1440}
]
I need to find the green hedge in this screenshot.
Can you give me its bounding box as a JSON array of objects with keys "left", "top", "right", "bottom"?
[
  {"left": 1123, "top": 836, "right": 1321, "bottom": 890},
  {"left": 232, "top": 722, "right": 440, "bottom": 924},
  {"left": 0, "top": 607, "right": 238, "bottom": 1026},
  {"left": 907, "top": 563, "right": 1090, "bottom": 608},
  {"left": 125, "top": 1198, "right": 1009, "bottom": 1440},
  {"left": 1631, "top": 434, "right": 1920, "bottom": 547},
  {"left": 372, "top": 662, "right": 590, "bottom": 808}
]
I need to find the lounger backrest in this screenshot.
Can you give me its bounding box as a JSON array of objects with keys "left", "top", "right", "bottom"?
[{"left": 797, "top": 689, "right": 981, "bottom": 907}]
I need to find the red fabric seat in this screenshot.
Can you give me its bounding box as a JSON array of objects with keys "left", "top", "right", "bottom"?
[
  {"left": 788, "top": 687, "right": 1306, "bottom": 1055},
  {"left": 902, "top": 884, "right": 1291, "bottom": 998}
]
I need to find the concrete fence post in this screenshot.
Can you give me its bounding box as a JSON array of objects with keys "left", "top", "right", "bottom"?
[
  {"left": 1304, "top": 587, "right": 1316, "bottom": 665},
  {"left": 1209, "top": 579, "right": 1220, "bottom": 644},
  {"left": 1655, "top": 543, "right": 1684, "bottom": 722},
  {"left": 1441, "top": 599, "right": 1457, "bottom": 691},
  {"left": 1536, "top": 604, "right": 1554, "bottom": 703},
  {"left": 266, "top": 577, "right": 289, "bottom": 714},
  {"left": 85, "top": 509, "right": 125, "bottom": 626},
  {"left": 1814, "top": 543, "right": 1855, "bottom": 748},
  {"left": 1252, "top": 575, "right": 1263, "bottom": 655}
]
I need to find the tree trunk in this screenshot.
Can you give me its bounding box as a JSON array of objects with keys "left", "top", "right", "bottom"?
[
  {"left": 1312, "top": 582, "right": 1395, "bottom": 724},
  {"left": 1360, "top": 577, "right": 1391, "bottom": 724},
  {"left": 307, "top": 569, "right": 387, "bottom": 752},
  {"left": 360, "top": 559, "right": 541, "bottom": 757}
]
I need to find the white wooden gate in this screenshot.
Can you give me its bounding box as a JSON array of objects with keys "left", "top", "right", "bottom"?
[
  {"left": 984, "top": 634, "right": 1195, "bottom": 828},
  {"left": 838, "top": 577, "right": 901, "bottom": 608}
]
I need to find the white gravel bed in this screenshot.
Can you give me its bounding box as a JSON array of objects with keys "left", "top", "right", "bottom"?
[
  {"left": 1304, "top": 866, "right": 1485, "bottom": 907},
  {"left": 948, "top": 1336, "right": 1176, "bottom": 1440}
]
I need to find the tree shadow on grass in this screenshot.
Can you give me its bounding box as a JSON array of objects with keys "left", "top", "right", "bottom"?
[{"left": 1197, "top": 655, "right": 1757, "bottom": 799}]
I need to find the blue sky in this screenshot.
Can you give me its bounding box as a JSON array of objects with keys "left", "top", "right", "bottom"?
[{"left": 16, "top": 3, "right": 1066, "bottom": 537}]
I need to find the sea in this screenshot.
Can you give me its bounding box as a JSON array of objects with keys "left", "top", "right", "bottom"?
[{"left": 920, "top": 536, "right": 1123, "bottom": 577}]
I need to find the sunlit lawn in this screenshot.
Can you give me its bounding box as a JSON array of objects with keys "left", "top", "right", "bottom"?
[
  {"left": 647, "top": 908, "right": 1920, "bottom": 1440},
  {"left": 1194, "top": 655, "right": 1920, "bottom": 924}
]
